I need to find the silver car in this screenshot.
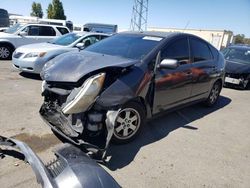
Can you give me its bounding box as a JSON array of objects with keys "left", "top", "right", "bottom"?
[{"left": 12, "top": 32, "right": 109, "bottom": 74}]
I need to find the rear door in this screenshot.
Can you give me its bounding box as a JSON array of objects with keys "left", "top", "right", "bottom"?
[
  {"left": 153, "top": 37, "right": 193, "bottom": 113},
  {"left": 189, "top": 37, "right": 216, "bottom": 97},
  {"left": 37, "top": 26, "right": 56, "bottom": 43}
]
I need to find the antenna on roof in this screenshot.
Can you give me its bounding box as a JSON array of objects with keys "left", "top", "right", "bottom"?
[{"left": 182, "top": 21, "right": 190, "bottom": 33}]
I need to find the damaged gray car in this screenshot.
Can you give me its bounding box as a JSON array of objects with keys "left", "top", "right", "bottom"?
[{"left": 39, "top": 32, "right": 225, "bottom": 159}]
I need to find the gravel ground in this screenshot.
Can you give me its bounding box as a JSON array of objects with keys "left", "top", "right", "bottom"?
[{"left": 0, "top": 61, "right": 250, "bottom": 188}]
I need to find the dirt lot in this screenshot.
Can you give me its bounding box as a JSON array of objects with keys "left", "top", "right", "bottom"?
[{"left": 0, "top": 61, "right": 250, "bottom": 188}]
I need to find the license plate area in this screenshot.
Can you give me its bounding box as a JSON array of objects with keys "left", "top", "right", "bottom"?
[{"left": 225, "top": 77, "right": 240, "bottom": 85}]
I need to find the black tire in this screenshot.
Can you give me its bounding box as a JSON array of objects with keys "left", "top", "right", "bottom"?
[
  {"left": 204, "top": 81, "right": 222, "bottom": 107},
  {"left": 0, "top": 44, "right": 13, "bottom": 60},
  {"left": 112, "top": 101, "right": 146, "bottom": 144}
]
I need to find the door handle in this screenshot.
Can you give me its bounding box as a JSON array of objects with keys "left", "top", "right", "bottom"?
[{"left": 185, "top": 71, "right": 192, "bottom": 75}]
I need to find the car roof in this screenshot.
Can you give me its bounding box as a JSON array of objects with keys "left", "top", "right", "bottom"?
[
  {"left": 228, "top": 44, "right": 250, "bottom": 50},
  {"left": 24, "top": 23, "right": 68, "bottom": 28},
  {"left": 119, "top": 31, "right": 204, "bottom": 40},
  {"left": 74, "top": 31, "right": 111, "bottom": 36},
  {"left": 120, "top": 31, "right": 178, "bottom": 38}
]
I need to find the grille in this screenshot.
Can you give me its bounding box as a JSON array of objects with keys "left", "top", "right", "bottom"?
[
  {"left": 46, "top": 156, "right": 67, "bottom": 178},
  {"left": 225, "top": 73, "right": 249, "bottom": 79},
  {"left": 13, "top": 52, "right": 24, "bottom": 59}
]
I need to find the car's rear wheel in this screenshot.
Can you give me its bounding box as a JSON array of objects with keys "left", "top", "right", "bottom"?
[
  {"left": 112, "top": 101, "right": 145, "bottom": 144},
  {"left": 204, "top": 81, "right": 222, "bottom": 107},
  {"left": 0, "top": 45, "right": 13, "bottom": 60}
]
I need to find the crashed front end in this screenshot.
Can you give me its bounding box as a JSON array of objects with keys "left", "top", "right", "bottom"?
[{"left": 40, "top": 72, "right": 119, "bottom": 159}]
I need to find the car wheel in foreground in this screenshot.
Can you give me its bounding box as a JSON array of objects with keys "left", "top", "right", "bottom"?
[
  {"left": 0, "top": 45, "right": 13, "bottom": 60},
  {"left": 112, "top": 101, "right": 145, "bottom": 144},
  {"left": 204, "top": 81, "right": 222, "bottom": 107}
]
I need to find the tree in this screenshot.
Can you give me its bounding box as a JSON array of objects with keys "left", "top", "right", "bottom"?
[
  {"left": 47, "top": 4, "right": 54, "bottom": 19},
  {"left": 46, "top": 0, "right": 66, "bottom": 20},
  {"left": 30, "top": 2, "right": 43, "bottom": 18},
  {"left": 234, "top": 34, "right": 245, "bottom": 44}
]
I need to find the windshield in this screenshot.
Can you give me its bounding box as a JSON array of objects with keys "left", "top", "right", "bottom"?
[
  {"left": 85, "top": 34, "right": 162, "bottom": 60},
  {"left": 4, "top": 23, "right": 23, "bottom": 34},
  {"left": 223, "top": 47, "right": 250, "bottom": 64},
  {"left": 49, "top": 33, "right": 82, "bottom": 46}
]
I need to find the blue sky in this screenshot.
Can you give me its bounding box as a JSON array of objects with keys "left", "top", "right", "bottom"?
[{"left": 1, "top": 0, "right": 250, "bottom": 37}]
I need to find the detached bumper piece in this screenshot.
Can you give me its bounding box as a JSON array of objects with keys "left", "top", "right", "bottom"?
[{"left": 0, "top": 135, "right": 120, "bottom": 188}]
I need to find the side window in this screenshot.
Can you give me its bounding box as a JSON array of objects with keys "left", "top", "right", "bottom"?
[
  {"left": 190, "top": 38, "right": 212, "bottom": 62},
  {"left": 56, "top": 27, "right": 69, "bottom": 35},
  {"left": 39, "top": 26, "right": 56, "bottom": 36},
  {"left": 162, "top": 38, "right": 190, "bottom": 64},
  {"left": 25, "top": 26, "right": 39, "bottom": 36},
  {"left": 80, "top": 35, "right": 100, "bottom": 47},
  {"left": 100, "top": 35, "right": 108, "bottom": 40}
]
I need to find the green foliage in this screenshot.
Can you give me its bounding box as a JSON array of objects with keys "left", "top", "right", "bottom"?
[
  {"left": 234, "top": 34, "right": 250, "bottom": 45},
  {"left": 234, "top": 34, "right": 245, "bottom": 44},
  {"left": 30, "top": 2, "right": 43, "bottom": 18},
  {"left": 46, "top": 0, "right": 66, "bottom": 20}
]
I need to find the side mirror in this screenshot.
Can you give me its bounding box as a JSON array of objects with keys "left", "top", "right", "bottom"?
[
  {"left": 18, "top": 31, "right": 28, "bottom": 36},
  {"left": 75, "top": 42, "right": 85, "bottom": 49},
  {"left": 158, "top": 59, "right": 179, "bottom": 69}
]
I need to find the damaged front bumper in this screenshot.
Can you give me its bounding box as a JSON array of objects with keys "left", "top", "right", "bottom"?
[
  {"left": 0, "top": 135, "right": 120, "bottom": 188},
  {"left": 39, "top": 100, "right": 119, "bottom": 160}
]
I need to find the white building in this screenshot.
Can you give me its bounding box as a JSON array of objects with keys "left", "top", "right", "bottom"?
[{"left": 148, "top": 27, "right": 234, "bottom": 50}]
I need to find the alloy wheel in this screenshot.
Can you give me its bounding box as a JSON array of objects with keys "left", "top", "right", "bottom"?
[
  {"left": 114, "top": 108, "right": 141, "bottom": 140},
  {"left": 209, "top": 83, "right": 220, "bottom": 104},
  {"left": 0, "top": 47, "right": 10, "bottom": 59}
]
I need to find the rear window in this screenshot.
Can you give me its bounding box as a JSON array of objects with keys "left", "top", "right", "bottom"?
[{"left": 56, "top": 27, "right": 69, "bottom": 35}]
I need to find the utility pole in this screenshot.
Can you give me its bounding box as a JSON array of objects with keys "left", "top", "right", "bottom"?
[{"left": 130, "top": 0, "right": 149, "bottom": 31}]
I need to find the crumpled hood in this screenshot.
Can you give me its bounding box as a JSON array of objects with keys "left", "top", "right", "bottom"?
[
  {"left": 41, "top": 51, "right": 138, "bottom": 82},
  {"left": 225, "top": 60, "right": 250, "bottom": 74},
  {"left": 16, "top": 42, "right": 64, "bottom": 53}
]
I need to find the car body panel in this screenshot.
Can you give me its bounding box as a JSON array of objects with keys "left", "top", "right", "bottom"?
[{"left": 41, "top": 51, "right": 138, "bottom": 82}]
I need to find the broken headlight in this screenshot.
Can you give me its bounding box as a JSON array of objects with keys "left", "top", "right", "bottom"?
[{"left": 62, "top": 73, "right": 106, "bottom": 114}]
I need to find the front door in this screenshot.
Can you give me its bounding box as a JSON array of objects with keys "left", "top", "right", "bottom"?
[{"left": 153, "top": 37, "right": 193, "bottom": 114}]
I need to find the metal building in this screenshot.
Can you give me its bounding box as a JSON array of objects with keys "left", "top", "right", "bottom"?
[{"left": 148, "top": 27, "right": 234, "bottom": 50}]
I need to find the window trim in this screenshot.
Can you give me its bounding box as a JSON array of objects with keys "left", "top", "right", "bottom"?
[
  {"left": 160, "top": 36, "right": 191, "bottom": 65},
  {"left": 189, "top": 37, "right": 214, "bottom": 63}
]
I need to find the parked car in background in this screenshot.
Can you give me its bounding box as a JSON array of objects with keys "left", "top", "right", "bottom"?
[
  {"left": 83, "top": 23, "right": 118, "bottom": 33},
  {"left": 12, "top": 32, "right": 109, "bottom": 74},
  {"left": 222, "top": 45, "right": 250, "bottom": 89},
  {"left": 39, "top": 32, "right": 225, "bottom": 158},
  {"left": 0, "top": 23, "right": 69, "bottom": 60}
]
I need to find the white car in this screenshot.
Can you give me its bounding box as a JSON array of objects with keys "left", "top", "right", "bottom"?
[
  {"left": 0, "top": 23, "right": 69, "bottom": 60},
  {"left": 12, "top": 32, "right": 109, "bottom": 74}
]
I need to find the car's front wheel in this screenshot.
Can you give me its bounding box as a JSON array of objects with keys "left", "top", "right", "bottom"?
[
  {"left": 112, "top": 101, "right": 145, "bottom": 144},
  {"left": 0, "top": 45, "right": 13, "bottom": 60},
  {"left": 204, "top": 81, "right": 222, "bottom": 107}
]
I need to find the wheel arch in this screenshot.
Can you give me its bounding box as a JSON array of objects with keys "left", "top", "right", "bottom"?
[{"left": 0, "top": 41, "right": 16, "bottom": 51}]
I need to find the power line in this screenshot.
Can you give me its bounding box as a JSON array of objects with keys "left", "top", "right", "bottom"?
[{"left": 130, "top": 0, "right": 148, "bottom": 31}]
